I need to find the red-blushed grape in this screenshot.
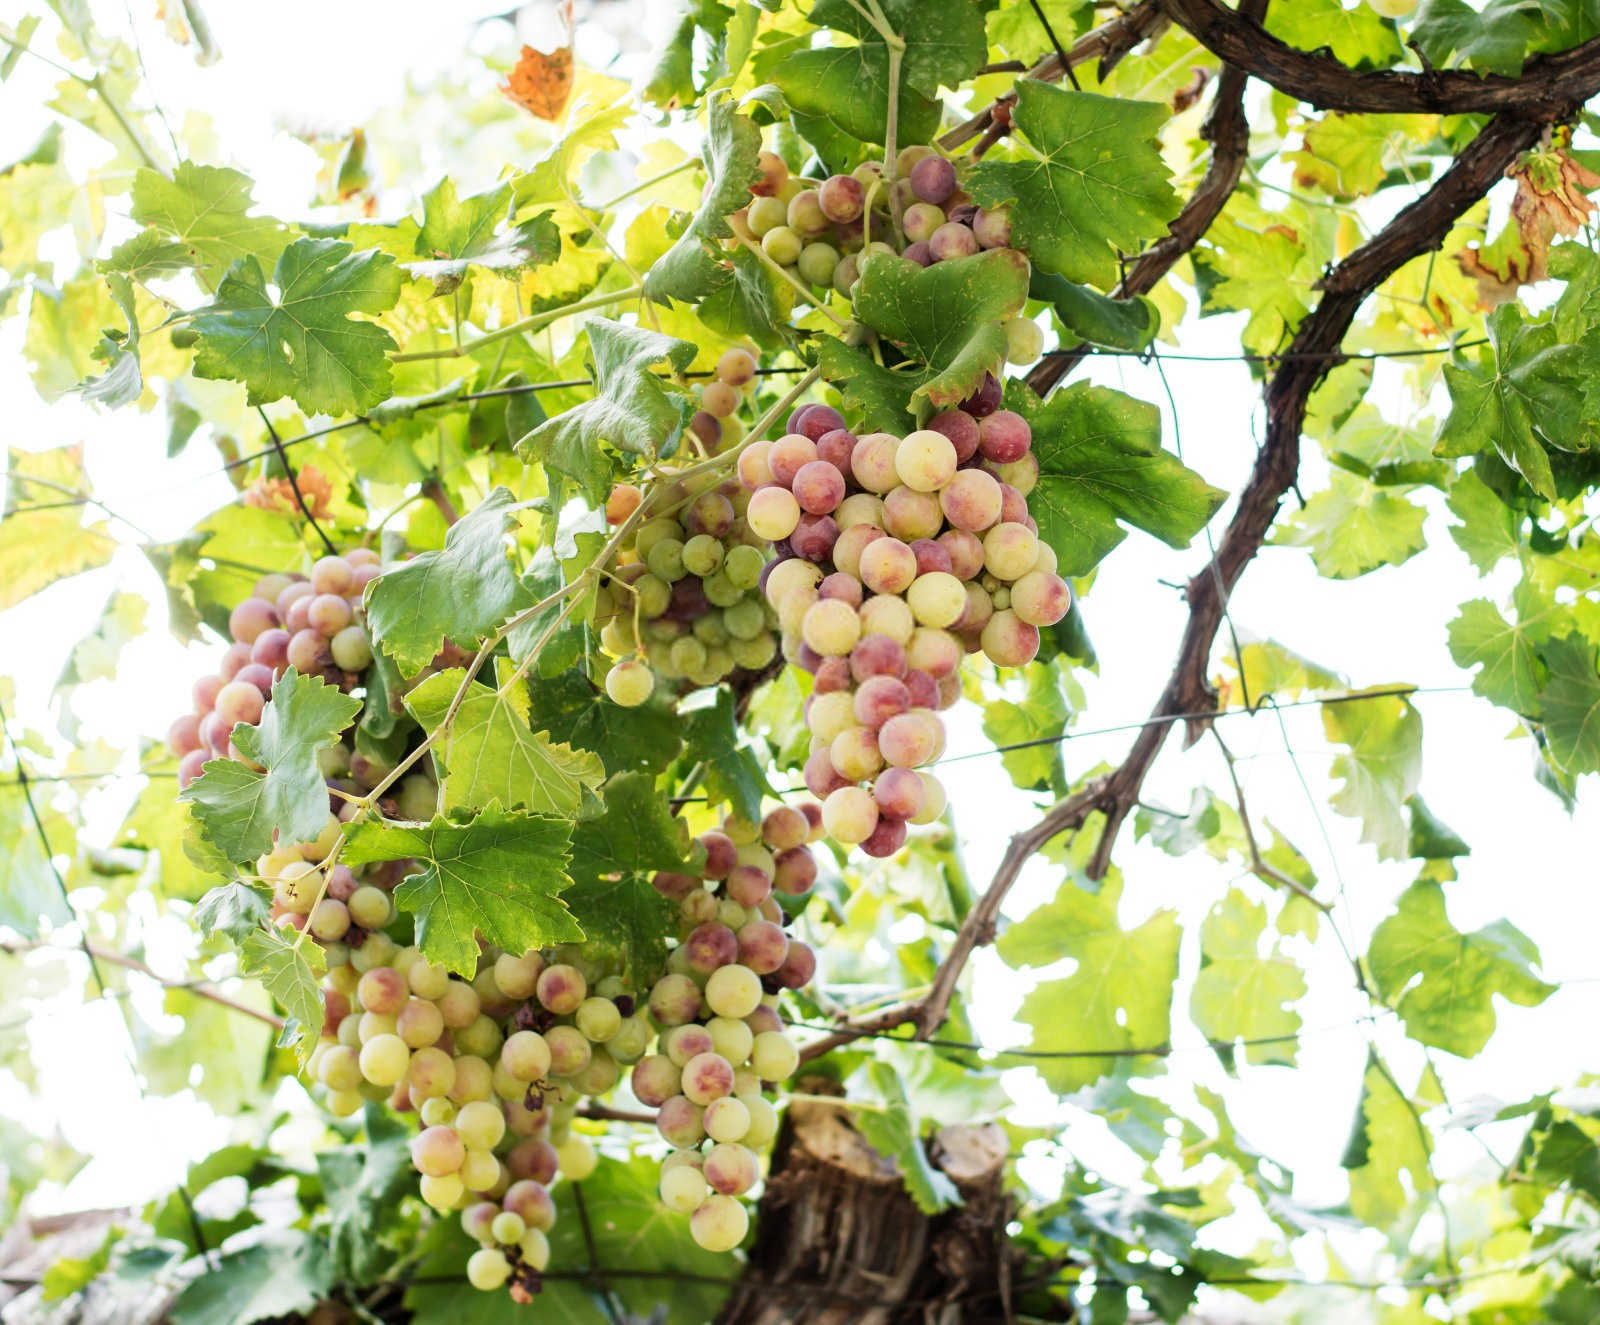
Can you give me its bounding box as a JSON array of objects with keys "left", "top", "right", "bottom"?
[
  {"left": 535, "top": 963, "right": 586, "bottom": 1014},
  {"left": 762, "top": 805, "right": 809, "bottom": 850},
  {"left": 747, "top": 486, "right": 802, "bottom": 541},
  {"left": 737, "top": 440, "right": 774, "bottom": 490},
  {"left": 961, "top": 373, "right": 1002, "bottom": 418},
  {"left": 703, "top": 1142, "right": 759, "bottom": 1199},
  {"left": 980, "top": 608, "right": 1042, "bottom": 667},
  {"left": 884, "top": 485, "right": 943, "bottom": 541},
  {"left": 1011, "top": 570, "right": 1072, "bottom": 626},
  {"left": 775, "top": 940, "right": 817, "bottom": 990},
  {"left": 691, "top": 1193, "right": 749, "bottom": 1252},
  {"left": 658, "top": 1094, "right": 707, "bottom": 1147},
  {"left": 791, "top": 513, "right": 839, "bottom": 562},
  {"left": 545, "top": 1024, "right": 591, "bottom": 1076},
  {"left": 853, "top": 674, "right": 911, "bottom": 728},
  {"left": 632, "top": 1054, "right": 682, "bottom": 1107},
  {"left": 874, "top": 766, "right": 926, "bottom": 819},
  {"left": 929, "top": 221, "right": 979, "bottom": 261},
  {"left": 822, "top": 785, "right": 879, "bottom": 844},
  {"left": 774, "top": 845, "right": 818, "bottom": 894},
  {"left": 787, "top": 188, "right": 828, "bottom": 235},
  {"left": 501, "top": 1029, "right": 552, "bottom": 1082},
  {"left": 832, "top": 525, "right": 885, "bottom": 580},
  {"left": 805, "top": 747, "right": 850, "bottom": 798},
  {"left": 997, "top": 482, "right": 1030, "bottom": 525},
  {"left": 681, "top": 1050, "right": 735, "bottom": 1105},
  {"left": 859, "top": 537, "right": 917, "bottom": 595},
  {"left": 275, "top": 579, "right": 313, "bottom": 617},
  {"left": 665, "top": 1023, "right": 716, "bottom": 1066},
  {"left": 984, "top": 521, "right": 1041, "bottom": 581},
  {"left": 167, "top": 712, "right": 202, "bottom": 757},
  {"left": 850, "top": 633, "right": 908, "bottom": 682},
  {"left": 685, "top": 922, "right": 739, "bottom": 973},
  {"left": 229, "top": 597, "right": 278, "bottom": 644},
  {"left": 398, "top": 998, "right": 445, "bottom": 1049},
  {"left": 218, "top": 642, "right": 251, "bottom": 681},
  {"left": 906, "top": 571, "right": 967, "bottom": 629},
  {"left": 818, "top": 572, "right": 863, "bottom": 608},
  {"left": 718, "top": 346, "right": 757, "bottom": 386},
  {"left": 793, "top": 460, "right": 845, "bottom": 514},
  {"left": 358, "top": 966, "right": 408, "bottom": 1015},
  {"left": 850, "top": 433, "right": 900, "bottom": 493},
  {"left": 973, "top": 206, "right": 1011, "bottom": 248},
  {"left": 902, "top": 241, "right": 933, "bottom": 266},
  {"left": 814, "top": 656, "right": 852, "bottom": 692},
  {"left": 764, "top": 556, "right": 822, "bottom": 608},
  {"left": 769, "top": 434, "right": 817, "bottom": 486},
  {"left": 701, "top": 380, "right": 740, "bottom": 418},
  {"left": 506, "top": 1138, "right": 559, "bottom": 1185},
  {"left": 816, "top": 428, "right": 856, "bottom": 472},
  {"left": 902, "top": 200, "right": 945, "bottom": 242},
  {"left": 879, "top": 710, "right": 941, "bottom": 768},
  {"left": 928, "top": 409, "right": 980, "bottom": 462},
  {"left": 895, "top": 430, "right": 958, "bottom": 492},
  {"left": 726, "top": 863, "right": 773, "bottom": 906},
  {"left": 287, "top": 628, "right": 327, "bottom": 673},
  {"left": 905, "top": 669, "right": 939, "bottom": 709},
  {"left": 830, "top": 726, "right": 884, "bottom": 781},
  {"left": 940, "top": 468, "right": 1003, "bottom": 532},
  {"left": 650, "top": 972, "right": 703, "bottom": 1026},
  {"left": 215, "top": 680, "right": 264, "bottom": 727},
  {"left": 978, "top": 410, "right": 1031, "bottom": 463},
  {"left": 233, "top": 662, "right": 275, "bottom": 695},
  {"left": 738, "top": 918, "right": 789, "bottom": 973},
  {"left": 911, "top": 539, "right": 953, "bottom": 576},
  {"left": 861, "top": 813, "right": 908, "bottom": 858},
  {"left": 193, "top": 673, "right": 224, "bottom": 711},
  {"left": 412, "top": 1124, "right": 466, "bottom": 1178},
  {"left": 956, "top": 583, "right": 995, "bottom": 634},
  {"left": 606, "top": 482, "right": 643, "bottom": 525},
  {"left": 310, "top": 556, "right": 354, "bottom": 596},
  {"left": 699, "top": 831, "right": 738, "bottom": 879},
  {"left": 910, "top": 772, "right": 948, "bottom": 825},
  {"left": 504, "top": 1179, "right": 556, "bottom": 1231},
  {"left": 794, "top": 404, "right": 846, "bottom": 441},
  {"left": 907, "top": 627, "right": 961, "bottom": 678},
  {"left": 818, "top": 172, "right": 865, "bottom": 222},
  {"left": 252, "top": 627, "right": 291, "bottom": 670},
  {"left": 910, "top": 153, "right": 957, "bottom": 203}
]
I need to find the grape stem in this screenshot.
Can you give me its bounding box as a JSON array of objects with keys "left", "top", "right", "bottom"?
[
  {"left": 736, "top": 234, "right": 851, "bottom": 331},
  {"left": 592, "top": 156, "right": 701, "bottom": 212},
  {"left": 388, "top": 284, "right": 645, "bottom": 364}
]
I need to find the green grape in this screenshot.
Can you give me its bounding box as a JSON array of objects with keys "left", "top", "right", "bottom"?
[
  {"left": 646, "top": 538, "right": 686, "bottom": 583},
  {"left": 723, "top": 600, "right": 766, "bottom": 641},
  {"left": 702, "top": 571, "right": 743, "bottom": 607},
  {"left": 636, "top": 574, "right": 671, "bottom": 616},
  {"left": 605, "top": 659, "right": 654, "bottom": 707},
  {"left": 724, "top": 544, "right": 765, "bottom": 589},
  {"left": 682, "top": 533, "right": 724, "bottom": 577}
]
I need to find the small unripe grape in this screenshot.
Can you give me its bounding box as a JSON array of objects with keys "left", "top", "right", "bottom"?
[
  {"left": 491, "top": 1210, "right": 526, "bottom": 1246},
  {"left": 461, "top": 1148, "right": 502, "bottom": 1192},
  {"left": 605, "top": 658, "right": 655, "bottom": 707},
  {"left": 348, "top": 884, "right": 392, "bottom": 929},
  {"left": 761, "top": 224, "right": 803, "bottom": 265},
  {"left": 519, "top": 1227, "right": 550, "bottom": 1271},
  {"left": 660, "top": 1163, "right": 709, "bottom": 1213},
  {"left": 705, "top": 964, "right": 764, "bottom": 1019},
  {"left": 419, "top": 1172, "right": 465, "bottom": 1210},
  {"left": 1004, "top": 316, "right": 1045, "bottom": 364},
  {"left": 576, "top": 995, "right": 623, "bottom": 1042},
  {"left": 748, "top": 194, "right": 788, "bottom": 234},
  {"left": 466, "top": 1246, "right": 510, "bottom": 1290},
  {"left": 797, "top": 241, "right": 840, "bottom": 286},
  {"left": 330, "top": 624, "right": 372, "bottom": 671}
]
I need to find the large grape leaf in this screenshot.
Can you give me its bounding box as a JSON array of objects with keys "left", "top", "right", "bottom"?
[
  {"left": 979, "top": 659, "right": 1070, "bottom": 794},
  {"left": 129, "top": 161, "right": 291, "bottom": 285},
  {"left": 1008, "top": 379, "right": 1226, "bottom": 576},
  {"left": 516, "top": 317, "right": 696, "bottom": 505},
  {"left": 343, "top": 805, "right": 579, "bottom": 976},
  {"left": 238, "top": 927, "right": 326, "bottom": 1061},
  {"left": 969, "top": 85, "right": 1180, "bottom": 289},
  {"left": 0, "top": 446, "right": 116, "bottom": 611},
  {"left": 0, "top": 786, "right": 73, "bottom": 939},
  {"left": 1191, "top": 211, "right": 1324, "bottom": 357},
  {"left": 168, "top": 1231, "right": 332, "bottom": 1325},
  {"left": 181, "top": 668, "right": 361, "bottom": 863},
  {"left": 191, "top": 237, "right": 402, "bottom": 415},
  {"left": 1368, "top": 880, "right": 1554, "bottom": 1057},
  {"left": 1446, "top": 468, "right": 1523, "bottom": 573},
  {"left": 852, "top": 1061, "right": 962, "bottom": 1214},
  {"left": 363, "top": 487, "right": 532, "bottom": 675},
  {"left": 848, "top": 249, "right": 1029, "bottom": 415},
  {"left": 1271, "top": 470, "right": 1427, "bottom": 578},
  {"left": 523, "top": 671, "right": 683, "bottom": 775},
  {"left": 403, "top": 661, "right": 604, "bottom": 816},
  {"left": 644, "top": 97, "right": 761, "bottom": 304},
  {"left": 1290, "top": 113, "right": 1439, "bottom": 199},
  {"left": 567, "top": 771, "right": 700, "bottom": 888},
  {"left": 1435, "top": 303, "right": 1593, "bottom": 501},
  {"left": 317, "top": 1106, "right": 416, "bottom": 1287},
  {"left": 1266, "top": 0, "right": 1403, "bottom": 67},
  {"left": 1321, "top": 690, "right": 1421, "bottom": 861},
  {"left": 1538, "top": 636, "right": 1600, "bottom": 775},
  {"left": 193, "top": 881, "right": 271, "bottom": 946},
  {"left": 407, "top": 177, "right": 559, "bottom": 291},
  {"left": 769, "top": 0, "right": 985, "bottom": 148},
  {"left": 1031, "top": 270, "right": 1159, "bottom": 353},
  {"left": 1189, "top": 890, "right": 1305, "bottom": 1067},
  {"left": 561, "top": 875, "right": 677, "bottom": 986},
  {"left": 681, "top": 690, "right": 777, "bottom": 824},
  {"left": 997, "top": 871, "right": 1180, "bottom": 1092},
  {"left": 1342, "top": 1053, "right": 1436, "bottom": 1226},
  {"left": 1447, "top": 587, "right": 1556, "bottom": 716},
  {"left": 1412, "top": 0, "right": 1546, "bottom": 75}
]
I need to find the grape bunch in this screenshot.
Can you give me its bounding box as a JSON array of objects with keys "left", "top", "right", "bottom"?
[
  {"left": 741, "top": 393, "right": 1072, "bottom": 853},
  {"left": 596, "top": 350, "right": 781, "bottom": 706},
  {"left": 638, "top": 802, "right": 821, "bottom": 1251},
  {"left": 733, "top": 145, "right": 1043, "bottom": 365},
  {"left": 168, "top": 550, "right": 384, "bottom": 790}
]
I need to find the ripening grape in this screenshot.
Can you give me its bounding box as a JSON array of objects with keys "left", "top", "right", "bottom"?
[{"left": 691, "top": 1193, "right": 749, "bottom": 1252}]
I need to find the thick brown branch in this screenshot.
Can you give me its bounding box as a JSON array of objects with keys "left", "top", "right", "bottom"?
[
  {"left": 1162, "top": 0, "right": 1600, "bottom": 114},
  {"left": 1026, "top": 0, "right": 1265, "bottom": 398},
  {"left": 938, "top": 0, "right": 1167, "bottom": 154}
]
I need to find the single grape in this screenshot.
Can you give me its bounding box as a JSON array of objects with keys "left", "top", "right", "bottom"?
[
  {"left": 822, "top": 786, "right": 879, "bottom": 844},
  {"left": 661, "top": 1163, "right": 710, "bottom": 1213},
  {"left": 862, "top": 813, "right": 909, "bottom": 858},
  {"left": 883, "top": 485, "right": 943, "bottom": 542},
  {"left": 859, "top": 537, "right": 918, "bottom": 595},
  {"left": 466, "top": 1247, "right": 511, "bottom": 1291},
  {"left": 747, "top": 487, "right": 802, "bottom": 541},
  {"left": 717, "top": 347, "right": 757, "bottom": 386},
  {"left": 906, "top": 571, "right": 967, "bottom": 629},
  {"left": 850, "top": 433, "right": 900, "bottom": 493},
  {"left": 818, "top": 173, "right": 865, "bottom": 222},
  {"left": 228, "top": 597, "right": 278, "bottom": 644},
  {"left": 910, "top": 154, "right": 958, "bottom": 204},
  {"left": 980, "top": 608, "right": 1042, "bottom": 667},
  {"left": 972, "top": 206, "right": 1011, "bottom": 249},
  {"left": 929, "top": 222, "right": 979, "bottom": 262}
]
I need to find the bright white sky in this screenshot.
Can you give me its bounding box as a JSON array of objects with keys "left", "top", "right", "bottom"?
[{"left": 3, "top": 2, "right": 1596, "bottom": 1314}]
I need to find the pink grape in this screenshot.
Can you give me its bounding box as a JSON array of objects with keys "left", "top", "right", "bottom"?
[
  {"left": 774, "top": 846, "right": 818, "bottom": 895},
  {"left": 276, "top": 580, "right": 313, "bottom": 616},
  {"left": 682, "top": 1051, "right": 735, "bottom": 1105},
  {"left": 911, "top": 539, "right": 952, "bottom": 576},
  {"left": 879, "top": 710, "right": 941, "bottom": 767},
  {"left": 830, "top": 727, "right": 884, "bottom": 781},
  {"left": 699, "top": 832, "right": 738, "bottom": 879},
  {"left": 902, "top": 241, "right": 933, "bottom": 266},
  {"left": 234, "top": 662, "right": 275, "bottom": 695},
  {"left": 738, "top": 441, "right": 774, "bottom": 490},
  {"left": 503, "top": 1180, "right": 556, "bottom": 1231},
  {"left": 854, "top": 675, "right": 911, "bottom": 728},
  {"left": 228, "top": 597, "right": 278, "bottom": 644},
  {"left": 902, "top": 201, "right": 945, "bottom": 242},
  {"left": 199, "top": 710, "right": 231, "bottom": 754},
  {"left": 718, "top": 347, "right": 757, "bottom": 385},
  {"left": 818, "top": 173, "right": 865, "bottom": 223},
  {"left": 805, "top": 748, "right": 850, "bottom": 798},
  {"left": 795, "top": 405, "right": 846, "bottom": 441},
  {"left": 832, "top": 525, "right": 884, "bottom": 579},
  {"left": 687, "top": 491, "right": 735, "bottom": 537},
  {"left": 167, "top": 713, "right": 202, "bottom": 756},
  {"left": 685, "top": 923, "right": 739, "bottom": 973},
  {"left": 545, "top": 1025, "right": 591, "bottom": 1076},
  {"left": 309, "top": 593, "right": 353, "bottom": 638},
  {"left": 875, "top": 766, "right": 926, "bottom": 819},
  {"left": 769, "top": 434, "right": 818, "bottom": 487},
  {"left": 284, "top": 595, "right": 313, "bottom": 633},
  {"left": 218, "top": 642, "right": 251, "bottom": 681},
  {"left": 358, "top": 966, "right": 408, "bottom": 1015},
  {"left": 747, "top": 487, "right": 802, "bottom": 541},
  {"left": 961, "top": 373, "right": 1002, "bottom": 418},
  {"left": 776, "top": 941, "right": 818, "bottom": 989},
  {"left": 412, "top": 1125, "right": 466, "bottom": 1177},
  {"left": 791, "top": 513, "right": 840, "bottom": 562},
  {"left": 910, "top": 154, "right": 957, "bottom": 204},
  {"left": 650, "top": 973, "right": 703, "bottom": 1026},
  {"left": 981, "top": 609, "right": 1041, "bottom": 667},
  {"left": 763, "top": 805, "right": 809, "bottom": 850},
  {"left": 657, "top": 1095, "right": 706, "bottom": 1148},
  {"left": 928, "top": 409, "right": 980, "bottom": 463},
  {"left": 850, "top": 434, "right": 900, "bottom": 493},
  {"left": 704, "top": 1142, "right": 759, "bottom": 1196},
  {"left": 690, "top": 410, "right": 721, "bottom": 446},
  {"left": 860, "top": 537, "right": 917, "bottom": 595},
  {"left": 905, "top": 669, "right": 939, "bottom": 708},
  {"left": 819, "top": 572, "right": 862, "bottom": 607},
  {"left": 632, "top": 1055, "right": 681, "bottom": 1107},
  {"left": 940, "top": 469, "right": 1003, "bottom": 532},
  {"left": 251, "top": 628, "right": 291, "bottom": 670},
  {"left": 177, "top": 749, "right": 208, "bottom": 788},
  {"left": 310, "top": 556, "right": 355, "bottom": 596},
  {"left": 861, "top": 815, "right": 908, "bottom": 857},
  {"left": 666, "top": 1024, "right": 717, "bottom": 1066},
  {"left": 822, "top": 786, "right": 879, "bottom": 844},
  {"left": 536, "top": 964, "right": 586, "bottom": 1014},
  {"left": 850, "top": 633, "right": 907, "bottom": 681},
  {"left": 653, "top": 870, "right": 698, "bottom": 900},
  {"left": 973, "top": 206, "right": 1011, "bottom": 248},
  {"left": 1011, "top": 571, "right": 1072, "bottom": 626},
  {"left": 737, "top": 920, "right": 789, "bottom": 973},
  {"left": 814, "top": 656, "right": 853, "bottom": 692},
  {"left": 682, "top": 890, "right": 719, "bottom": 926},
  {"left": 895, "top": 431, "right": 958, "bottom": 492},
  {"left": 816, "top": 428, "right": 857, "bottom": 472},
  {"left": 793, "top": 460, "right": 846, "bottom": 514},
  {"left": 506, "top": 1139, "right": 559, "bottom": 1185},
  {"left": 287, "top": 628, "right": 327, "bottom": 673},
  {"left": 998, "top": 483, "right": 1030, "bottom": 525},
  {"left": 213, "top": 680, "right": 264, "bottom": 728},
  {"left": 787, "top": 187, "right": 828, "bottom": 235},
  {"left": 883, "top": 486, "right": 942, "bottom": 542},
  {"left": 978, "top": 410, "right": 1031, "bottom": 463},
  {"left": 929, "top": 222, "right": 979, "bottom": 262},
  {"left": 193, "top": 674, "right": 224, "bottom": 712},
  {"left": 727, "top": 864, "right": 773, "bottom": 906},
  {"left": 956, "top": 583, "right": 996, "bottom": 633},
  {"left": 907, "top": 627, "right": 961, "bottom": 678}
]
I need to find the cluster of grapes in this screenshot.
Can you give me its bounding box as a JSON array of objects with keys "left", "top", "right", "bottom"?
[
  {"left": 597, "top": 350, "right": 781, "bottom": 705},
  {"left": 637, "top": 802, "right": 820, "bottom": 1252},
  {"left": 167, "top": 551, "right": 383, "bottom": 789},
  {"left": 732, "top": 145, "right": 1042, "bottom": 364},
  {"left": 683, "top": 344, "right": 762, "bottom": 459},
  {"left": 737, "top": 392, "right": 1071, "bottom": 853}
]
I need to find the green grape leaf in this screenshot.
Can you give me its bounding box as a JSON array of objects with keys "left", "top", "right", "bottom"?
[
  {"left": 1189, "top": 889, "right": 1305, "bottom": 1067},
  {"left": 568, "top": 771, "right": 700, "bottom": 888},
  {"left": 1010, "top": 379, "right": 1227, "bottom": 576},
  {"left": 181, "top": 668, "right": 361, "bottom": 863},
  {"left": 851, "top": 249, "right": 1030, "bottom": 414},
  {"left": 364, "top": 487, "right": 532, "bottom": 675},
  {"left": 1436, "top": 303, "right": 1592, "bottom": 501},
  {"left": 317, "top": 1105, "right": 416, "bottom": 1287},
  {"left": 1322, "top": 690, "right": 1422, "bottom": 861},
  {"left": 1266, "top": 0, "right": 1403, "bottom": 68},
  {"left": 998, "top": 872, "right": 1180, "bottom": 1091},
  {"left": 1325, "top": 404, "right": 1449, "bottom": 487},
  {"left": 1, "top": 446, "right": 116, "bottom": 611},
  {"left": 770, "top": 0, "right": 984, "bottom": 148},
  {"left": 167, "top": 1231, "right": 332, "bottom": 1325},
  {"left": 522, "top": 671, "right": 684, "bottom": 775},
  {"left": 191, "top": 237, "right": 401, "bottom": 415},
  {"left": 238, "top": 927, "right": 326, "bottom": 1061},
  {"left": 40, "top": 1227, "right": 122, "bottom": 1302},
  {"left": 697, "top": 243, "right": 791, "bottom": 349},
  {"left": 516, "top": 317, "right": 696, "bottom": 504},
  {"left": 1406, "top": 795, "right": 1471, "bottom": 861},
  {"left": 403, "top": 661, "right": 605, "bottom": 816},
  {"left": 681, "top": 689, "right": 776, "bottom": 823},
  {"left": 1412, "top": 0, "right": 1544, "bottom": 75},
  {"left": 1271, "top": 470, "right": 1427, "bottom": 578},
  {"left": 129, "top": 161, "right": 291, "bottom": 284},
  {"left": 561, "top": 875, "right": 677, "bottom": 986},
  {"left": 1290, "top": 113, "right": 1437, "bottom": 199},
  {"left": 1368, "top": 880, "right": 1554, "bottom": 1056},
  {"left": 969, "top": 85, "right": 1179, "bottom": 288},
  {"left": 645, "top": 97, "right": 761, "bottom": 304},
  {"left": 1343, "top": 1053, "right": 1435, "bottom": 1226},
  {"left": 408, "top": 178, "right": 559, "bottom": 290},
  {"left": 1538, "top": 636, "right": 1600, "bottom": 775},
  {"left": 1192, "top": 213, "right": 1322, "bottom": 356},
  {"left": 0, "top": 786, "right": 73, "bottom": 939},
  {"left": 1031, "top": 270, "right": 1159, "bottom": 352},
  {"left": 1447, "top": 467, "right": 1522, "bottom": 573},
  {"left": 980, "top": 660, "right": 1070, "bottom": 794},
  {"left": 99, "top": 228, "right": 194, "bottom": 283},
  {"left": 1447, "top": 595, "right": 1553, "bottom": 716},
  {"left": 343, "top": 805, "right": 579, "bottom": 976},
  {"left": 817, "top": 338, "right": 920, "bottom": 432},
  {"left": 853, "top": 1061, "right": 962, "bottom": 1214},
  {"left": 193, "top": 881, "right": 271, "bottom": 946}
]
